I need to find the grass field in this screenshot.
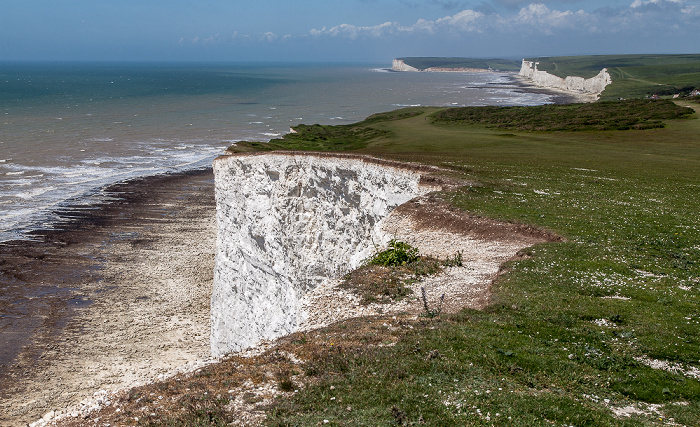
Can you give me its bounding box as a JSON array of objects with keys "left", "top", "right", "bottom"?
[
  {"left": 261, "top": 100, "right": 700, "bottom": 426},
  {"left": 96, "top": 100, "right": 700, "bottom": 426}
]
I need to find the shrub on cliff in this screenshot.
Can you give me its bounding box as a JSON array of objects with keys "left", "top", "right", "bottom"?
[{"left": 368, "top": 239, "right": 419, "bottom": 267}]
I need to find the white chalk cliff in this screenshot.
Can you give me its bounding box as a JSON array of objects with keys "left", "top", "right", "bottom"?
[
  {"left": 392, "top": 59, "right": 420, "bottom": 72},
  {"left": 211, "top": 153, "right": 441, "bottom": 356},
  {"left": 518, "top": 59, "right": 611, "bottom": 95}
]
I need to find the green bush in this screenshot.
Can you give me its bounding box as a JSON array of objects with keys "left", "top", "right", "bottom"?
[
  {"left": 431, "top": 99, "right": 694, "bottom": 131},
  {"left": 368, "top": 240, "right": 419, "bottom": 267}
]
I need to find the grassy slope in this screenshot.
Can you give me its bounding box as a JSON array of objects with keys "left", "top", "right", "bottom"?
[
  {"left": 263, "top": 102, "right": 700, "bottom": 426},
  {"left": 525, "top": 54, "right": 700, "bottom": 101},
  {"left": 102, "top": 101, "right": 700, "bottom": 426}
]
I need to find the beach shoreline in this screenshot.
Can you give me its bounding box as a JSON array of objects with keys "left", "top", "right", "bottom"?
[{"left": 0, "top": 169, "right": 216, "bottom": 426}]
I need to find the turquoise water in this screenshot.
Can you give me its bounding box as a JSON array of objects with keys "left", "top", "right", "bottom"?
[{"left": 0, "top": 62, "right": 554, "bottom": 241}]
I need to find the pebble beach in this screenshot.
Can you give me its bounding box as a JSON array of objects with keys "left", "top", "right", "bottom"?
[{"left": 0, "top": 169, "right": 216, "bottom": 426}]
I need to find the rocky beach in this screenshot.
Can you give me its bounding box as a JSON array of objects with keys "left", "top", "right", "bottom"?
[{"left": 0, "top": 169, "right": 216, "bottom": 426}]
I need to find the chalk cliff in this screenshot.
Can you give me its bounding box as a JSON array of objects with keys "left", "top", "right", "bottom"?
[
  {"left": 211, "top": 153, "right": 441, "bottom": 356},
  {"left": 518, "top": 60, "right": 611, "bottom": 95},
  {"left": 392, "top": 59, "right": 420, "bottom": 72},
  {"left": 391, "top": 59, "right": 491, "bottom": 73}
]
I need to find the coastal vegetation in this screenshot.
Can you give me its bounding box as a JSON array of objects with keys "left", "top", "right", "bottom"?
[
  {"left": 397, "top": 57, "right": 521, "bottom": 71},
  {"left": 340, "top": 240, "right": 463, "bottom": 305},
  {"left": 431, "top": 99, "right": 694, "bottom": 131},
  {"left": 88, "top": 97, "right": 699, "bottom": 425},
  {"left": 525, "top": 54, "right": 700, "bottom": 101},
  {"left": 263, "top": 99, "right": 700, "bottom": 425}
]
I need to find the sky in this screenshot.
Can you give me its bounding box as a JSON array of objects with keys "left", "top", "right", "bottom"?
[{"left": 0, "top": 0, "right": 698, "bottom": 62}]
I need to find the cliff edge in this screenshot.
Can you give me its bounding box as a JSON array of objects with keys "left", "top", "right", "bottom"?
[
  {"left": 392, "top": 59, "right": 420, "bottom": 72},
  {"left": 518, "top": 59, "right": 611, "bottom": 95},
  {"left": 211, "top": 153, "right": 444, "bottom": 356}
]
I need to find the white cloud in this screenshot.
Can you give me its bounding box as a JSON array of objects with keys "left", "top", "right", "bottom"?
[
  {"left": 434, "top": 9, "right": 485, "bottom": 31},
  {"left": 309, "top": 10, "right": 488, "bottom": 38},
  {"left": 260, "top": 32, "right": 278, "bottom": 42},
  {"left": 630, "top": 0, "right": 684, "bottom": 8},
  {"left": 185, "top": 1, "right": 698, "bottom": 51},
  {"left": 514, "top": 3, "right": 592, "bottom": 34},
  {"left": 310, "top": 21, "right": 401, "bottom": 39},
  {"left": 307, "top": 1, "right": 700, "bottom": 41},
  {"left": 682, "top": 5, "right": 699, "bottom": 16},
  {"left": 308, "top": 4, "right": 597, "bottom": 39},
  {"left": 411, "top": 18, "right": 437, "bottom": 34}
]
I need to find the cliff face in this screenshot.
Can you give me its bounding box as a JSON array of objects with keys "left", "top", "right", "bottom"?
[
  {"left": 518, "top": 60, "right": 611, "bottom": 95},
  {"left": 392, "top": 59, "right": 420, "bottom": 72},
  {"left": 211, "top": 153, "right": 438, "bottom": 356}
]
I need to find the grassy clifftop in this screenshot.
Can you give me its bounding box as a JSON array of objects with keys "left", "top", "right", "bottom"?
[
  {"left": 267, "top": 101, "right": 700, "bottom": 425},
  {"left": 118, "top": 99, "right": 700, "bottom": 426},
  {"left": 397, "top": 57, "right": 521, "bottom": 72},
  {"left": 398, "top": 54, "right": 700, "bottom": 100},
  {"left": 228, "top": 99, "right": 695, "bottom": 153}
]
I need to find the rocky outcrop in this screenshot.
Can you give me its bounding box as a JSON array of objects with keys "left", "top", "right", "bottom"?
[
  {"left": 211, "top": 152, "right": 443, "bottom": 356},
  {"left": 519, "top": 60, "right": 611, "bottom": 95},
  {"left": 392, "top": 59, "right": 420, "bottom": 72}
]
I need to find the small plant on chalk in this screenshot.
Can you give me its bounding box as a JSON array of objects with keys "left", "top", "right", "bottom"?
[
  {"left": 368, "top": 239, "right": 419, "bottom": 267},
  {"left": 276, "top": 368, "right": 296, "bottom": 392},
  {"left": 442, "top": 251, "right": 463, "bottom": 267},
  {"left": 420, "top": 287, "right": 445, "bottom": 318}
]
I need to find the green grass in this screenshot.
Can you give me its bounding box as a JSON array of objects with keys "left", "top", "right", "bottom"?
[
  {"left": 262, "top": 100, "right": 700, "bottom": 425},
  {"left": 431, "top": 99, "right": 694, "bottom": 131},
  {"left": 227, "top": 123, "right": 389, "bottom": 153},
  {"left": 367, "top": 240, "right": 419, "bottom": 267},
  {"left": 90, "top": 100, "right": 700, "bottom": 426},
  {"left": 398, "top": 57, "right": 521, "bottom": 72},
  {"left": 524, "top": 54, "right": 700, "bottom": 101},
  {"left": 527, "top": 54, "right": 700, "bottom": 80}
]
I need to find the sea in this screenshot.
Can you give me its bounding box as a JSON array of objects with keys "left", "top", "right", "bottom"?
[{"left": 0, "top": 62, "right": 556, "bottom": 242}]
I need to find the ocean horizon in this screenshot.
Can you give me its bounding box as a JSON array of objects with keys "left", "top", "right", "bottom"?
[{"left": 0, "top": 61, "right": 557, "bottom": 242}]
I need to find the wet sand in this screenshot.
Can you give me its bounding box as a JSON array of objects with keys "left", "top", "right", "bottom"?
[{"left": 0, "top": 169, "right": 216, "bottom": 426}]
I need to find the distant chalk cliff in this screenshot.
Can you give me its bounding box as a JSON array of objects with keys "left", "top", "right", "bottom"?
[
  {"left": 391, "top": 58, "right": 495, "bottom": 73},
  {"left": 392, "top": 59, "right": 420, "bottom": 72},
  {"left": 211, "top": 153, "right": 441, "bottom": 356},
  {"left": 518, "top": 59, "right": 611, "bottom": 95}
]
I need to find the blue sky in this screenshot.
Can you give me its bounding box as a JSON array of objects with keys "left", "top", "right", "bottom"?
[{"left": 1, "top": 0, "right": 698, "bottom": 62}]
